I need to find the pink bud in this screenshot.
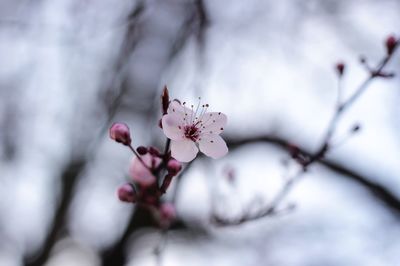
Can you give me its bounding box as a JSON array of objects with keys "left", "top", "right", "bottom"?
[
  {"left": 167, "top": 159, "right": 182, "bottom": 176},
  {"left": 335, "top": 62, "right": 345, "bottom": 76},
  {"left": 117, "top": 183, "right": 136, "bottom": 203},
  {"left": 148, "top": 146, "right": 160, "bottom": 157},
  {"left": 109, "top": 123, "right": 131, "bottom": 146},
  {"left": 159, "top": 203, "right": 176, "bottom": 222},
  {"left": 385, "top": 35, "right": 397, "bottom": 55},
  {"left": 129, "top": 154, "right": 160, "bottom": 187}
]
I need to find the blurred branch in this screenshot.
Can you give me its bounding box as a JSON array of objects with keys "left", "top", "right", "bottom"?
[
  {"left": 100, "top": 206, "right": 155, "bottom": 266},
  {"left": 215, "top": 133, "right": 400, "bottom": 224},
  {"left": 214, "top": 38, "right": 400, "bottom": 225},
  {"left": 24, "top": 160, "right": 86, "bottom": 266},
  {"left": 24, "top": 3, "right": 146, "bottom": 266},
  {"left": 168, "top": 0, "right": 209, "bottom": 59}
]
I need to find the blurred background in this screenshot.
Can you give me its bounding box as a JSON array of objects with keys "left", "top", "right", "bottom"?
[{"left": 0, "top": 0, "right": 400, "bottom": 265}]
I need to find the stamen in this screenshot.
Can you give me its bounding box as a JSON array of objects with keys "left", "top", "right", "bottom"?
[
  {"left": 190, "top": 104, "right": 194, "bottom": 123},
  {"left": 183, "top": 125, "right": 200, "bottom": 141},
  {"left": 196, "top": 103, "right": 209, "bottom": 126},
  {"left": 181, "top": 102, "right": 189, "bottom": 126},
  {"left": 193, "top": 97, "right": 201, "bottom": 123}
]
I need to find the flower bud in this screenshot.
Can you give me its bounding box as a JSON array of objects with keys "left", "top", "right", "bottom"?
[
  {"left": 117, "top": 183, "right": 136, "bottom": 203},
  {"left": 129, "top": 154, "right": 159, "bottom": 187},
  {"left": 167, "top": 159, "right": 182, "bottom": 176},
  {"left": 148, "top": 146, "right": 160, "bottom": 157},
  {"left": 136, "top": 146, "right": 148, "bottom": 155},
  {"left": 335, "top": 62, "right": 345, "bottom": 76},
  {"left": 161, "top": 86, "right": 170, "bottom": 115},
  {"left": 385, "top": 35, "right": 397, "bottom": 56},
  {"left": 159, "top": 203, "right": 176, "bottom": 222},
  {"left": 109, "top": 123, "right": 131, "bottom": 146}
]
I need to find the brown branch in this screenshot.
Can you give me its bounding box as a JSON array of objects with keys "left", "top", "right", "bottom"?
[
  {"left": 24, "top": 160, "right": 86, "bottom": 266},
  {"left": 213, "top": 135, "right": 400, "bottom": 225},
  {"left": 100, "top": 206, "right": 156, "bottom": 266}
]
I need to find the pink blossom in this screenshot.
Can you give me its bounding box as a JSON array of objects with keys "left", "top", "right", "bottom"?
[
  {"left": 129, "top": 154, "right": 161, "bottom": 186},
  {"left": 161, "top": 100, "right": 228, "bottom": 162}
]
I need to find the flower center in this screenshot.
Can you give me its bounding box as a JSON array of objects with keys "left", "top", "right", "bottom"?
[{"left": 184, "top": 125, "right": 200, "bottom": 141}]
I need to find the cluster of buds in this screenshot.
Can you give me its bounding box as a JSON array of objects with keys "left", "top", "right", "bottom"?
[
  {"left": 112, "top": 124, "right": 181, "bottom": 225},
  {"left": 109, "top": 87, "right": 183, "bottom": 226}
]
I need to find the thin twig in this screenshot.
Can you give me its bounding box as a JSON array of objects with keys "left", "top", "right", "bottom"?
[{"left": 213, "top": 41, "right": 399, "bottom": 226}]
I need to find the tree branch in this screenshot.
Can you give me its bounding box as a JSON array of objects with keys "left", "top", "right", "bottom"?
[{"left": 225, "top": 134, "right": 400, "bottom": 216}]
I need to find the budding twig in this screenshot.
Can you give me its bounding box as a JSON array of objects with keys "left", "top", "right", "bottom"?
[{"left": 212, "top": 35, "right": 399, "bottom": 226}]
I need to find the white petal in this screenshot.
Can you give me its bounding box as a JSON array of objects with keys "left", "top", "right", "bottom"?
[
  {"left": 199, "top": 134, "right": 228, "bottom": 159},
  {"left": 168, "top": 100, "right": 194, "bottom": 121},
  {"left": 200, "top": 112, "right": 227, "bottom": 134},
  {"left": 162, "top": 113, "right": 184, "bottom": 140},
  {"left": 171, "top": 139, "right": 199, "bottom": 162}
]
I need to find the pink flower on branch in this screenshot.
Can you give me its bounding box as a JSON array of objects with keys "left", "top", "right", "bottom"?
[{"left": 162, "top": 100, "right": 228, "bottom": 162}]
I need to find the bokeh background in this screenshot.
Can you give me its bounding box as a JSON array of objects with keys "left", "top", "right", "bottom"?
[{"left": 0, "top": 0, "right": 400, "bottom": 265}]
